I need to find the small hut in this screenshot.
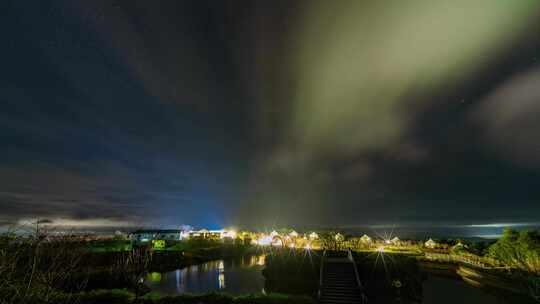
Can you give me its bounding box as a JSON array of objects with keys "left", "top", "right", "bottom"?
[
  {"left": 451, "top": 241, "right": 468, "bottom": 253},
  {"left": 425, "top": 238, "right": 437, "bottom": 249},
  {"left": 360, "top": 234, "right": 372, "bottom": 243}
]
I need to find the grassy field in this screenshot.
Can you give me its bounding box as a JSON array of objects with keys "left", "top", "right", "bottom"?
[
  {"left": 17, "top": 289, "right": 315, "bottom": 304},
  {"left": 88, "top": 240, "right": 133, "bottom": 252},
  {"left": 87, "top": 239, "right": 235, "bottom": 253},
  {"left": 0, "top": 236, "right": 262, "bottom": 304}
]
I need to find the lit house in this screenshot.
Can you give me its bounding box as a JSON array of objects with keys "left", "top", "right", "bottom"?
[
  {"left": 425, "top": 238, "right": 437, "bottom": 249},
  {"left": 131, "top": 228, "right": 237, "bottom": 242},
  {"left": 334, "top": 233, "right": 345, "bottom": 242},
  {"left": 130, "top": 229, "right": 184, "bottom": 242},
  {"left": 360, "top": 234, "right": 372, "bottom": 243},
  {"left": 188, "top": 229, "right": 236, "bottom": 239}
]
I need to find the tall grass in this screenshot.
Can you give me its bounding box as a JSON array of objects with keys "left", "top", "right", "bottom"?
[
  {"left": 0, "top": 230, "right": 88, "bottom": 303},
  {"left": 0, "top": 226, "right": 153, "bottom": 304}
]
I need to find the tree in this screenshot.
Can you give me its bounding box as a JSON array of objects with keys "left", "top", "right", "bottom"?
[{"left": 487, "top": 228, "right": 540, "bottom": 274}]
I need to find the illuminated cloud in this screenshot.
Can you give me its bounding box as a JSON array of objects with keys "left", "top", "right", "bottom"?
[
  {"left": 288, "top": 0, "right": 538, "bottom": 157},
  {"left": 240, "top": 1, "right": 540, "bottom": 226},
  {"left": 17, "top": 218, "right": 134, "bottom": 228},
  {"left": 473, "top": 67, "right": 540, "bottom": 167}
]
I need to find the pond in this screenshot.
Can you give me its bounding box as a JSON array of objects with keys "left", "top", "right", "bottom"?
[
  {"left": 145, "top": 255, "right": 266, "bottom": 295},
  {"left": 422, "top": 275, "right": 519, "bottom": 304},
  {"left": 145, "top": 253, "right": 532, "bottom": 303}
]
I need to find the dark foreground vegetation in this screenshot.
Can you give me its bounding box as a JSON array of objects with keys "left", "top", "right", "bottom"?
[
  {"left": 0, "top": 232, "right": 298, "bottom": 304},
  {"left": 5, "top": 289, "right": 314, "bottom": 304}
]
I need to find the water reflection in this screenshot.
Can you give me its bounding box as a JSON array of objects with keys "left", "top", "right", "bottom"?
[
  {"left": 423, "top": 275, "right": 509, "bottom": 304},
  {"left": 146, "top": 253, "right": 530, "bottom": 303},
  {"left": 218, "top": 261, "right": 225, "bottom": 289},
  {"left": 145, "top": 255, "right": 266, "bottom": 295}
]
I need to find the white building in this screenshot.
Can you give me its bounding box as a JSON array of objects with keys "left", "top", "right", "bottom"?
[
  {"left": 360, "top": 234, "right": 372, "bottom": 243},
  {"left": 425, "top": 238, "right": 437, "bottom": 249}
]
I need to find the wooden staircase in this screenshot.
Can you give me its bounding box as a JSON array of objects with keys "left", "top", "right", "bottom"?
[{"left": 319, "top": 251, "right": 367, "bottom": 304}]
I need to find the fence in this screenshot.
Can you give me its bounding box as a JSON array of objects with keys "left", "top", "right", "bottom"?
[{"left": 424, "top": 252, "right": 503, "bottom": 269}]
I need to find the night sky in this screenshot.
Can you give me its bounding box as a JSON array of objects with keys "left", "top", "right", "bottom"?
[{"left": 2, "top": 1, "right": 540, "bottom": 230}]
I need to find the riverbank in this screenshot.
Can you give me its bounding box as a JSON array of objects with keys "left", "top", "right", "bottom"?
[
  {"left": 76, "top": 243, "right": 262, "bottom": 291},
  {"left": 263, "top": 248, "right": 538, "bottom": 303},
  {"left": 87, "top": 239, "right": 259, "bottom": 272},
  {"left": 3, "top": 233, "right": 539, "bottom": 303},
  {"left": 418, "top": 259, "right": 537, "bottom": 303}
]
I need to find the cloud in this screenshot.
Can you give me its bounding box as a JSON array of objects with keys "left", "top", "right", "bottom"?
[
  {"left": 287, "top": 0, "right": 538, "bottom": 158},
  {"left": 239, "top": 1, "right": 540, "bottom": 226},
  {"left": 16, "top": 218, "right": 134, "bottom": 228},
  {"left": 473, "top": 67, "right": 540, "bottom": 167}
]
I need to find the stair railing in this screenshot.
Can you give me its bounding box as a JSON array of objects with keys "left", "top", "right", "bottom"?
[
  {"left": 318, "top": 250, "right": 326, "bottom": 300},
  {"left": 348, "top": 249, "right": 368, "bottom": 304}
]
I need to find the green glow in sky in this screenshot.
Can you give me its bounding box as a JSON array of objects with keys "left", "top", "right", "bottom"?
[{"left": 290, "top": 0, "right": 539, "bottom": 157}]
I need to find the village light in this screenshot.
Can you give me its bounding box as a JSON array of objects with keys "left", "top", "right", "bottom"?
[
  {"left": 180, "top": 231, "right": 190, "bottom": 239},
  {"left": 222, "top": 230, "right": 237, "bottom": 239},
  {"left": 256, "top": 235, "right": 273, "bottom": 246},
  {"left": 272, "top": 239, "right": 283, "bottom": 247},
  {"left": 377, "top": 246, "right": 385, "bottom": 253}
]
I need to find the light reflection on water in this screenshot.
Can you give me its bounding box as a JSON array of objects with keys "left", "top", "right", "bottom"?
[
  {"left": 423, "top": 275, "right": 513, "bottom": 304},
  {"left": 145, "top": 255, "right": 266, "bottom": 295},
  {"left": 145, "top": 252, "right": 532, "bottom": 302}
]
